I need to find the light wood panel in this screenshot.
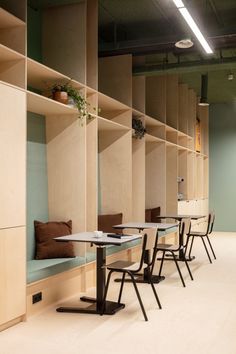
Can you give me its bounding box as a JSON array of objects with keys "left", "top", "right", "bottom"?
[
  {"left": 99, "top": 54, "right": 132, "bottom": 106},
  {"left": 0, "top": 43, "right": 24, "bottom": 61},
  {"left": 145, "top": 141, "right": 166, "bottom": 213},
  {"left": 86, "top": 118, "right": 98, "bottom": 231},
  {"left": 0, "top": 83, "right": 26, "bottom": 229},
  {"left": 42, "top": 3, "right": 86, "bottom": 84},
  {"left": 146, "top": 75, "right": 166, "bottom": 123},
  {"left": 196, "top": 154, "right": 204, "bottom": 199},
  {"left": 203, "top": 157, "right": 209, "bottom": 199},
  {"left": 188, "top": 89, "right": 196, "bottom": 138},
  {"left": 132, "top": 76, "right": 145, "bottom": 113},
  {"left": 47, "top": 119, "right": 86, "bottom": 256},
  {"left": 0, "top": 227, "right": 26, "bottom": 326},
  {"left": 132, "top": 138, "right": 145, "bottom": 221},
  {"left": 178, "top": 150, "right": 188, "bottom": 201},
  {"left": 166, "top": 74, "right": 178, "bottom": 129},
  {"left": 99, "top": 131, "right": 132, "bottom": 222},
  {"left": 0, "top": 58, "right": 25, "bottom": 88},
  {"left": 0, "top": 26, "right": 25, "bottom": 55},
  {"left": 178, "top": 83, "right": 188, "bottom": 134},
  {"left": 27, "top": 91, "right": 78, "bottom": 116},
  {"left": 0, "top": 1, "right": 26, "bottom": 21},
  {"left": 145, "top": 116, "right": 166, "bottom": 139},
  {"left": 166, "top": 145, "right": 178, "bottom": 213},
  {"left": 0, "top": 7, "right": 25, "bottom": 27},
  {"left": 198, "top": 105, "right": 209, "bottom": 156},
  {"left": 27, "top": 58, "right": 72, "bottom": 91},
  {"left": 187, "top": 152, "right": 195, "bottom": 200}
]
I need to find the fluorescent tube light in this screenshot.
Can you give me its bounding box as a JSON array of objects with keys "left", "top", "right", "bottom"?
[
  {"left": 172, "top": 0, "right": 185, "bottom": 8},
  {"left": 178, "top": 7, "right": 213, "bottom": 54}
]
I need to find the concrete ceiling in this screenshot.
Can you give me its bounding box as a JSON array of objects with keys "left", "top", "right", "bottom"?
[{"left": 99, "top": 0, "right": 236, "bottom": 103}]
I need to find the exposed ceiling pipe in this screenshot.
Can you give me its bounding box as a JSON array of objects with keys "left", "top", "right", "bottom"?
[{"left": 133, "top": 56, "right": 236, "bottom": 75}]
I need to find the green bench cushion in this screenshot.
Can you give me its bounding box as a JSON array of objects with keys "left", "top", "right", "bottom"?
[{"left": 27, "top": 257, "right": 85, "bottom": 283}]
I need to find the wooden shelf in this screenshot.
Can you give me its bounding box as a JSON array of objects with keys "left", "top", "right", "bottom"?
[
  {"left": 0, "top": 44, "right": 25, "bottom": 62},
  {"left": 145, "top": 115, "right": 165, "bottom": 127},
  {"left": 145, "top": 133, "right": 165, "bottom": 143},
  {"left": 27, "top": 91, "right": 78, "bottom": 116},
  {"left": 98, "top": 92, "right": 130, "bottom": 112},
  {"left": 98, "top": 116, "right": 130, "bottom": 132},
  {"left": 0, "top": 7, "right": 25, "bottom": 29},
  {"left": 27, "top": 58, "right": 69, "bottom": 90},
  {"left": 27, "top": 58, "right": 85, "bottom": 92},
  {"left": 132, "top": 108, "right": 144, "bottom": 119},
  {"left": 166, "top": 125, "right": 178, "bottom": 133}
]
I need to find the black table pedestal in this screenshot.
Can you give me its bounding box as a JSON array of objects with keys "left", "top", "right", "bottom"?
[{"left": 56, "top": 246, "right": 125, "bottom": 315}]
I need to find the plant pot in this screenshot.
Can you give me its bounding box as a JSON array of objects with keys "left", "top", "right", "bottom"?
[{"left": 53, "top": 91, "right": 68, "bottom": 104}]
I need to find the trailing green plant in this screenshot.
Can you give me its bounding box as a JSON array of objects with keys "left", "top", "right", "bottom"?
[
  {"left": 132, "top": 117, "right": 146, "bottom": 139},
  {"left": 51, "top": 82, "right": 94, "bottom": 124}
]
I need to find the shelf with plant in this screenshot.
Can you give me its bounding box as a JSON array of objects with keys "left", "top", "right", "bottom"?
[
  {"left": 132, "top": 117, "right": 146, "bottom": 139},
  {"left": 49, "top": 81, "right": 95, "bottom": 124}
]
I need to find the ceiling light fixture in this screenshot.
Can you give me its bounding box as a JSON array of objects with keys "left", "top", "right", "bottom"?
[
  {"left": 175, "top": 38, "right": 193, "bottom": 49},
  {"left": 172, "top": 0, "right": 213, "bottom": 54}
]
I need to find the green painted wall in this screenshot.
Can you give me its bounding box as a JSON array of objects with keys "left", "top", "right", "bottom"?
[
  {"left": 209, "top": 102, "right": 236, "bottom": 231},
  {"left": 27, "top": 113, "right": 48, "bottom": 260}
]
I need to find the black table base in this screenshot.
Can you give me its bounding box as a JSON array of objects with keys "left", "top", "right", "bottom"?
[{"left": 56, "top": 300, "right": 125, "bottom": 315}]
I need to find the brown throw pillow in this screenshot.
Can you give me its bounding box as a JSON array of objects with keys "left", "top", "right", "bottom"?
[
  {"left": 34, "top": 220, "right": 75, "bottom": 260},
  {"left": 145, "top": 209, "right": 152, "bottom": 222},
  {"left": 145, "top": 207, "right": 161, "bottom": 222},
  {"left": 98, "top": 213, "right": 123, "bottom": 234}
]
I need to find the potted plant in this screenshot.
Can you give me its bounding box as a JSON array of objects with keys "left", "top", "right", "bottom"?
[
  {"left": 132, "top": 118, "right": 146, "bottom": 139},
  {"left": 50, "top": 82, "right": 93, "bottom": 124}
]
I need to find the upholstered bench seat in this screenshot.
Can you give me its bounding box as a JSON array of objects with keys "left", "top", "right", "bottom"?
[{"left": 27, "top": 257, "right": 85, "bottom": 283}]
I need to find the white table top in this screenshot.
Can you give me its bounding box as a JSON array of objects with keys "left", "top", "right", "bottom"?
[
  {"left": 54, "top": 232, "right": 142, "bottom": 245},
  {"left": 113, "top": 222, "right": 178, "bottom": 230}
]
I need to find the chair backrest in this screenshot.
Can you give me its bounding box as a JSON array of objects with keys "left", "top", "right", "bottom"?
[
  {"left": 135, "top": 233, "right": 148, "bottom": 272},
  {"left": 207, "top": 212, "right": 215, "bottom": 234},
  {"left": 180, "top": 218, "right": 191, "bottom": 247}
]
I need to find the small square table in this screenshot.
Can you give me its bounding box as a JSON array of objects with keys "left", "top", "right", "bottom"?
[{"left": 54, "top": 232, "right": 141, "bottom": 315}]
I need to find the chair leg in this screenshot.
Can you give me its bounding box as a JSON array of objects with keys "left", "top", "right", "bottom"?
[
  {"left": 101, "top": 270, "right": 113, "bottom": 315},
  {"left": 184, "top": 257, "right": 194, "bottom": 280},
  {"left": 158, "top": 251, "right": 165, "bottom": 276},
  {"left": 151, "top": 249, "right": 158, "bottom": 276},
  {"left": 201, "top": 237, "right": 212, "bottom": 263},
  {"left": 149, "top": 277, "right": 162, "bottom": 309},
  {"left": 118, "top": 272, "right": 126, "bottom": 304},
  {"left": 206, "top": 235, "right": 216, "bottom": 259},
  {"left": 188, "top": 236, "right": 194, "bottom": 258},
  {"left": 185, "top": 235, "right": 191, "bottom": 256},
  {"left": 171, "top": 252, "right": 186, "bottom": 287},
  {"left": 129, "top": 272, "right": 148, "bottom": 321}
]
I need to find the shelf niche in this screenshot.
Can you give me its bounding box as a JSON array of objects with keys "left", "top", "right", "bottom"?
[
  {"left": 98, "top": 125, "right": 132, "bottom": 223},
  {"left": 145, "top": 140, "right": 166, "bottom": 214}
]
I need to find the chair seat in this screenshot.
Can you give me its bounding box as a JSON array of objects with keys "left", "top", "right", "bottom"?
[
  {"left": 156, "top": 243, "right": 182, "bottom": 252},
  {"left": 106, "top": 260, "right": 139, "bottom": 271},
  {"left": 189, "top": 231, "right": 206, "bottom": 237}
]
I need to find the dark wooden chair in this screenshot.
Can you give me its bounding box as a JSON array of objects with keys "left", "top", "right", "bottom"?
[
  {"left": 186, "top": 212, "right": 216, "bottom": 263},
  {"left": 155, "top": 218, "right": 193, "bottom": 287},
  {"left": 101, "top": 232, "right": 162, "bottom": 321}
]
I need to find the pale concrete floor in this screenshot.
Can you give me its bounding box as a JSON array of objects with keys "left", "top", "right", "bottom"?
[{"left": 1, "top": 232, "right": 236, "bottom": 354}]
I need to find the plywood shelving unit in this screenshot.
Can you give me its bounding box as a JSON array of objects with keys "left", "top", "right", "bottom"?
[{"left": 0, "top": 0, "right": 209, "bottom": 330}]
